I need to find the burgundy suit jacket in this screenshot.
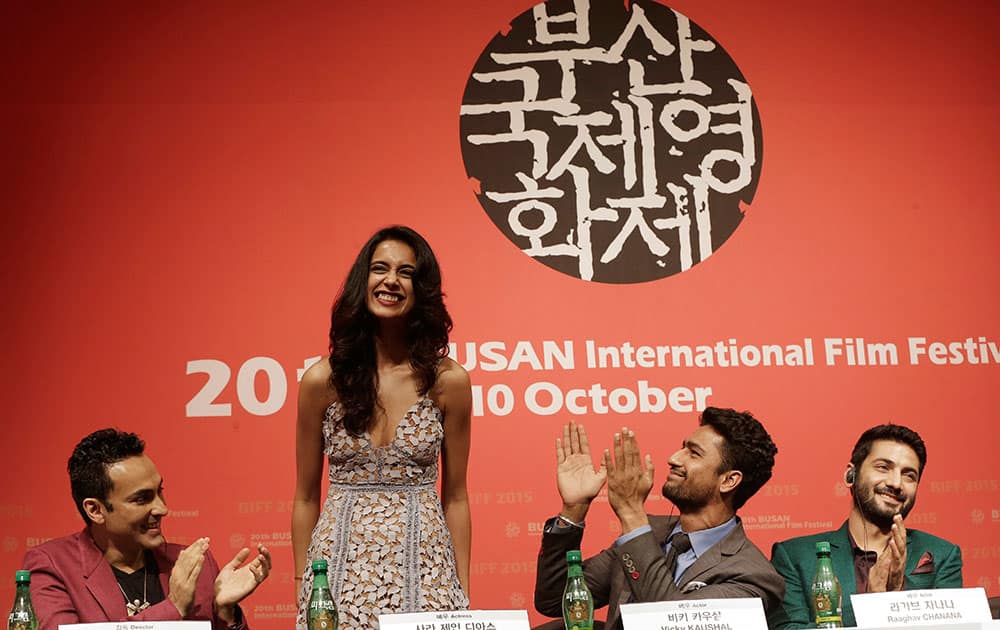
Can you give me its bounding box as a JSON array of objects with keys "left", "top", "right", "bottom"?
[{"left": 22, "top": 529, "right": 242, "bottom": 630}]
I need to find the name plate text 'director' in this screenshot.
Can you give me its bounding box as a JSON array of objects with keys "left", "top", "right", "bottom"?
[{"left": 59, "top": 622, "right": 212, "bottom": 630}]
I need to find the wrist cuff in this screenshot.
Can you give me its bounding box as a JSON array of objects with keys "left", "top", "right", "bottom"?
[{"left": 557, "top": 514, "right": 585, "bottom": 529}]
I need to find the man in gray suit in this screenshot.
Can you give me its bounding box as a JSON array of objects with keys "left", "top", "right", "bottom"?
[{"left": 534, "top": 407, "right": 784, "bottom": 630}]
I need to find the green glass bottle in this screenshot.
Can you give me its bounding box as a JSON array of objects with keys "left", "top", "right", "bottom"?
[
  {"left": 810, "top": 542, "right": 843, "bottom": 628},
  {"left": 562, "top": 550, "right": 593, "bottom": 630},
  {"left": 7, "top": 571, "right": 37, "bottom": 630},
  {"left": 307, "top": 559, "right": 338, "bottom": 630}
]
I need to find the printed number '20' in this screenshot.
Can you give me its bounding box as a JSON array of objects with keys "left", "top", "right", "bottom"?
[{"left": 186, "top": 358, "right": 288, "bottom": 417}]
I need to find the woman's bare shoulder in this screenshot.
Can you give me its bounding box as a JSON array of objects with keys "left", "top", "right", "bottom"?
[
  {"left": 300, "top": 357, "right": 338, "bottom": 404},
  {"left": 435, "top": 357, "right": 470, "bottom": 391}
]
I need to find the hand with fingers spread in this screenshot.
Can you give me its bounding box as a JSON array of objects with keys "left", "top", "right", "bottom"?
[
  {"left": 556, "top": 422, "right": 607, "bottom": 523},
  {"left": 167, "top": 537, "right": 209, "bottom": 617},
  {"left": 604, "top": 427, "right": 654, "bottom": 534},
  {"left": 869, "top": 515, "right": 907, "bottom": 592},
  {"left": 214, "top": 544, "right": 272, "bottom": 623}
]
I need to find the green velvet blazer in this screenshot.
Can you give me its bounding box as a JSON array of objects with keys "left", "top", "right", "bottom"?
[{"left": 767, "top": 521, "right": 963, "bottom": 629}]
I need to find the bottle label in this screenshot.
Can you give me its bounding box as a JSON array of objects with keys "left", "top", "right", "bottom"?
[
  {"left": 565, "top": 600, "right": 592, "bottom": 629},
  {"left": 566, "top": 600, "right": 587, "bottom": 621},
  {"left": 309, "top": 609, "right": 337, "bottom": 630},
  {"left": 813, "top": 592, "right": 842, "bottom": 625}
]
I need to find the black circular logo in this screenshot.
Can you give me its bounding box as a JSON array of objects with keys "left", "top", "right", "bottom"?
[{"left": 460, "top": 0, "right": 762, "bottom": 283}]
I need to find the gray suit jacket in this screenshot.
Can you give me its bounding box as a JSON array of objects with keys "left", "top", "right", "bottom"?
[{"left": 534, "top": 515, "right": 784, "bottom": 630}]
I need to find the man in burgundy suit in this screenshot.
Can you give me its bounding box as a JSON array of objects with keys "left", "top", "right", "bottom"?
[{"left": 23, "top": 428, "right": 271, "bottom": 630}]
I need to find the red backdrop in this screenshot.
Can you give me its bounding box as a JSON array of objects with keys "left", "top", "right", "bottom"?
[{"left": 2, "top": 1, "right": 999, "bottom": 627}]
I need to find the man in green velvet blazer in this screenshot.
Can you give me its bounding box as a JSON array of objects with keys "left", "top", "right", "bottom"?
[{"left": 768, "top": 424, "right": 963, "bottom": 629}]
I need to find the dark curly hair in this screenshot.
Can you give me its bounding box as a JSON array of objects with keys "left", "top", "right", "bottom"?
[
  {"left": 68, "top": 428, "right": 146, "bottom": 524},
  {"left": 850, "top": 423, "right": 926, "bottom": 478},
  {"left": 328, "top": 226, "right": 452, "bottom": 435},
  {"left": 699, "top": 407, "right": 778, "bottom": 510}
]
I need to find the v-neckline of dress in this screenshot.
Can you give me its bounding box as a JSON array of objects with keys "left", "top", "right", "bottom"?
[{"left": 366, "top": 395, "right": 427, "bottom": 449}]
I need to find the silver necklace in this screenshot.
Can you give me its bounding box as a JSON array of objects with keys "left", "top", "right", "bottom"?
[{"left": 116, "top": 565, "right": 150, "bottom": 616}]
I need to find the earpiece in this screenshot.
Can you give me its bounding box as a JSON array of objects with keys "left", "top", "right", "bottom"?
[{"left": 845, "top": 467, "right": 856, "bottom": 484}]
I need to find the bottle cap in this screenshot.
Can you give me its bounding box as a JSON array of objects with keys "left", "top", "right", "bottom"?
[
  {"left": 311, "top": 559, "right": 328, "bottom": 572},
  {"left": 15, "top": 570, "right": 30, "bottom": 583},
  {"left": 815, "top": 541, "right": 831, "bottom": 554},
  {"left": 566, "top": 550, "right": 582, "bottom": 564}
]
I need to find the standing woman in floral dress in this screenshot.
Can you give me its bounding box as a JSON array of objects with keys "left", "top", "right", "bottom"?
[{"left": 292, "top": 225, "right": 471, "bottom": 629}]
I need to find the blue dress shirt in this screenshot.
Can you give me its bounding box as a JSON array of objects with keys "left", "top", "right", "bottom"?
[{"left": 615, "top": 516, "right": 738, "bottom": 584}]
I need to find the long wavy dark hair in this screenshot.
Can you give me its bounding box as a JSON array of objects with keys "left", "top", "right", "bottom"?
[{"left": 328, "top": 226, "right": 452, "bottom": 435}]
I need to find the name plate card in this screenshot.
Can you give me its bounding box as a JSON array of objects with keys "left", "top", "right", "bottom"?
[
  {"left": 60, "top": 623, "right": 211, "bottom": 630},
  {"left": 378, "top": 609, "right": 530, "bottom": 630},
  {"left": 851, "top": 587, "right": 992, "bottom": 627},
  {"left": 620, "top": 597, "right": 767, "bottom": 630}
]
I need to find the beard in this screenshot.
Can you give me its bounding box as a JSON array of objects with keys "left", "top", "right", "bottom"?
[
  {"left": 662, "top": 475, "right": 709, "bottom": 510},
  {"left": 854, "top": 481, "right": 916, "bottom": 529}
]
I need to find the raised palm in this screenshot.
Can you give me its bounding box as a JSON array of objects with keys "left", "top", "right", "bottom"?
[
  {"left": 214, "top": 546, "right": 270, "bottom": 607},
  {"left": 556, "top": 423, "right": 607, "bottom": 505}
]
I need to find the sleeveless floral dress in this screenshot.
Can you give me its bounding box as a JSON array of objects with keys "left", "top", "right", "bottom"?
[{"left": 296, "top": 396, "right": 468, "bottom": 629}]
